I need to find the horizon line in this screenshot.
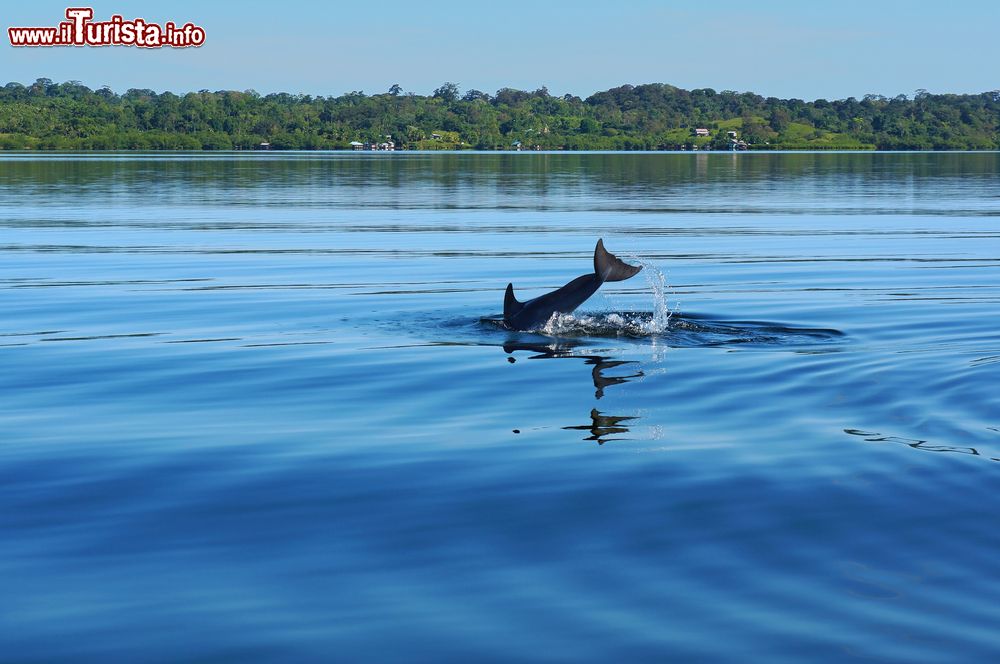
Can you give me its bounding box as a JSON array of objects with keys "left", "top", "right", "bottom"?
[{"left": 7, "top": 78, "right": 1000, "bottom": 104}]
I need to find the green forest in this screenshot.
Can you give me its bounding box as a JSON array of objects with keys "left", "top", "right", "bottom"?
[{"left": 1, "top": 78, "right": 998, "bottom": 151}]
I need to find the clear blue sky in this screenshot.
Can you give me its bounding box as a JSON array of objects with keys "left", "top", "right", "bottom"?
[{"left": 2, "top": 0, "right": 998, "bottom": 100}]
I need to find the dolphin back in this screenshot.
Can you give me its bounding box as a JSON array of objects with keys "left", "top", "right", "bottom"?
[
  {"left": 594, "top": 239, "right": 642, "bottom": 282},
  {"left": 501, "top": 240, "right": 641, "bottom": 331}
]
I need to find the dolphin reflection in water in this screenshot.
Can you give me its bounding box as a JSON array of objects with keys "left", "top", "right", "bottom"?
[
  {"left": 563, "top": 409, "right": 639, "bottom": 445},
  {"left": 502, "top": 340, "right": 643, "bottom": 399},
  {"left": 503, "top": 340, "right": 643, "bottom": 444},
  {"left": 503, "top": 239, "right": 643, "bottom": 331}
]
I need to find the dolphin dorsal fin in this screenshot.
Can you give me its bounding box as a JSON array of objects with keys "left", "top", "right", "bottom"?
[
  {"left": 504, "top": 283, "right": 524, "bottom": 320},
  {"left": 594, "top": 238, "right": 643, "bottom": 282}
]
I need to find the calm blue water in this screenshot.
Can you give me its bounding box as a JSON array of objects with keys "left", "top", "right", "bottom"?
[{"left": 2, "top": 152, "right": 999, "bottom": 662}]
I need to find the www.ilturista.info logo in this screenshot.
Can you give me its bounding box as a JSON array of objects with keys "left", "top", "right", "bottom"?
[{"left": 8, "top": 7, "right": 205, "bottom": 48}]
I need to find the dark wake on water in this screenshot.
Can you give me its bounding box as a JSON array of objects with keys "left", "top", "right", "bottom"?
[
  {"left": 480, "top": 311, "right": 845, "bottom": 347},
  {"left": 479, "top": 265, "right": 845, "bottom": 347}
]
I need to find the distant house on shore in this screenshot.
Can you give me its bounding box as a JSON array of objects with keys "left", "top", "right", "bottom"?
[
  {"left": 350, "top": 141, "right": 364, "bottom": 150},
  {"left": 257, "top": 142, "right": 271, "bottom": 150},
  {"left": 692, "top": 128, "right": 710, "bottom": 137},
  {"left": 727, "top": 131, "right": 738, "bottom": 139}
]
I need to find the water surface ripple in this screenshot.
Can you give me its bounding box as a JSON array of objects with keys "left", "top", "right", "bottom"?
[{"left": 2, "top": 152, "right": 999, "bottom": 662}]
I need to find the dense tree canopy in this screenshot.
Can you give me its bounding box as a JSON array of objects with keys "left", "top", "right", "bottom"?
[{"left": 1, "top": 79, "right": 997, "bottom": 150}]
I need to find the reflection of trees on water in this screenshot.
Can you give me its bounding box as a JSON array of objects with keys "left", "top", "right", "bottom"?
[
  {"left": 9, "top": 153, "right": 992, "bottom": 213},
  {"left": 502, "top": 339, "right": 643, "bottom": 445}
]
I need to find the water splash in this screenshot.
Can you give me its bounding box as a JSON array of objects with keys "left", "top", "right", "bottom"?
[
  {"left": 538, "top": 260, "right": 675, "bottom": 337},
  {"left": 538, "top": 311, "right": 664, "bottom": 337},
  {"left": 640, "top": 260, "right": 676, "bottom": 333}
]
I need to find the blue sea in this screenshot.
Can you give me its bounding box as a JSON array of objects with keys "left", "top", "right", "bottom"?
[{"left": 2, "top": 152, "right": 999, "bottom": 662}]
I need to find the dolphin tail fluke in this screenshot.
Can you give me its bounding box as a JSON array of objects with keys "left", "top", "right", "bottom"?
[
  {"left": 594, "top": 238, "right": 642, "bottom": 282},
  {"left": 504, "top": 283, "right": 524, "bottom": 320}
]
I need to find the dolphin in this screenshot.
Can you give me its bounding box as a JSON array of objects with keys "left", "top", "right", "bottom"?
[{"left": 503, "top": 239, "right": 642, "bottom": 331}]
